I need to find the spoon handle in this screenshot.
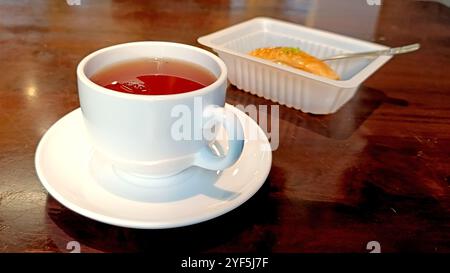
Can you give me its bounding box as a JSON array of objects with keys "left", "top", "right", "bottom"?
[{"left": 321, "top": 43, "right": 420, "bottom": 62}]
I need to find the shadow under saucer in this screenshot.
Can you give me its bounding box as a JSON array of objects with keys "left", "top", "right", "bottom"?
[{"left": 89, "top": 149, "right": 239, "bottom": 203}]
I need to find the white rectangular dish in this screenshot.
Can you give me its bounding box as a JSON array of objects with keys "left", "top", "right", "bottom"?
[{"left": 198, "top": 17, "right": 392, "bottom": 114}]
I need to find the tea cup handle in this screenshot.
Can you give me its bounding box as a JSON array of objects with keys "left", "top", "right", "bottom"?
[{"left": 193, "top": 105, "right": 244, "bottom": 170}]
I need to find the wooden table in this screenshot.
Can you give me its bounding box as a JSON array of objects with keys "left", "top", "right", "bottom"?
[{"left": 1, "top": 0, "right": 449, "bottom": 253}]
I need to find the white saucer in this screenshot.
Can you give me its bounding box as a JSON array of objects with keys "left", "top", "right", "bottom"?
[{"left": 35, "top": 104, "right": 272, "bottom": 229}]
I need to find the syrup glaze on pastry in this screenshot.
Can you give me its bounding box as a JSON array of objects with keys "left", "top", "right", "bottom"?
[{"left": 249, "top": 47, "right": 340, "bottom": 80}]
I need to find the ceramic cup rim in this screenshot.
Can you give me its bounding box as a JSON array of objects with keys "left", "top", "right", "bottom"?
[{"left": 76, "top": 41, "right": 228, "bottom": 101}]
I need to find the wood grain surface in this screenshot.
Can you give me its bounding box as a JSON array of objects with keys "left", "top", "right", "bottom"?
[{"left": 0, "top": 0, "right": 449, "bottom": 252}]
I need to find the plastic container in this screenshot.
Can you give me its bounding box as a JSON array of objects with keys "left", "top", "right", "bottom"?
[{"left": 198, "top": 17, "right": 392, "bottom": 114}]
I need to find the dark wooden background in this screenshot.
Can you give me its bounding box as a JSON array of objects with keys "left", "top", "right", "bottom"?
[{"left": 0, "top": 0, "right": 449, "bottom": 252}]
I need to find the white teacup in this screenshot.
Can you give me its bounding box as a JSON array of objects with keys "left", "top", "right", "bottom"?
[{"left": 77, "top": 42, "right": 244, "bottom": 178}]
